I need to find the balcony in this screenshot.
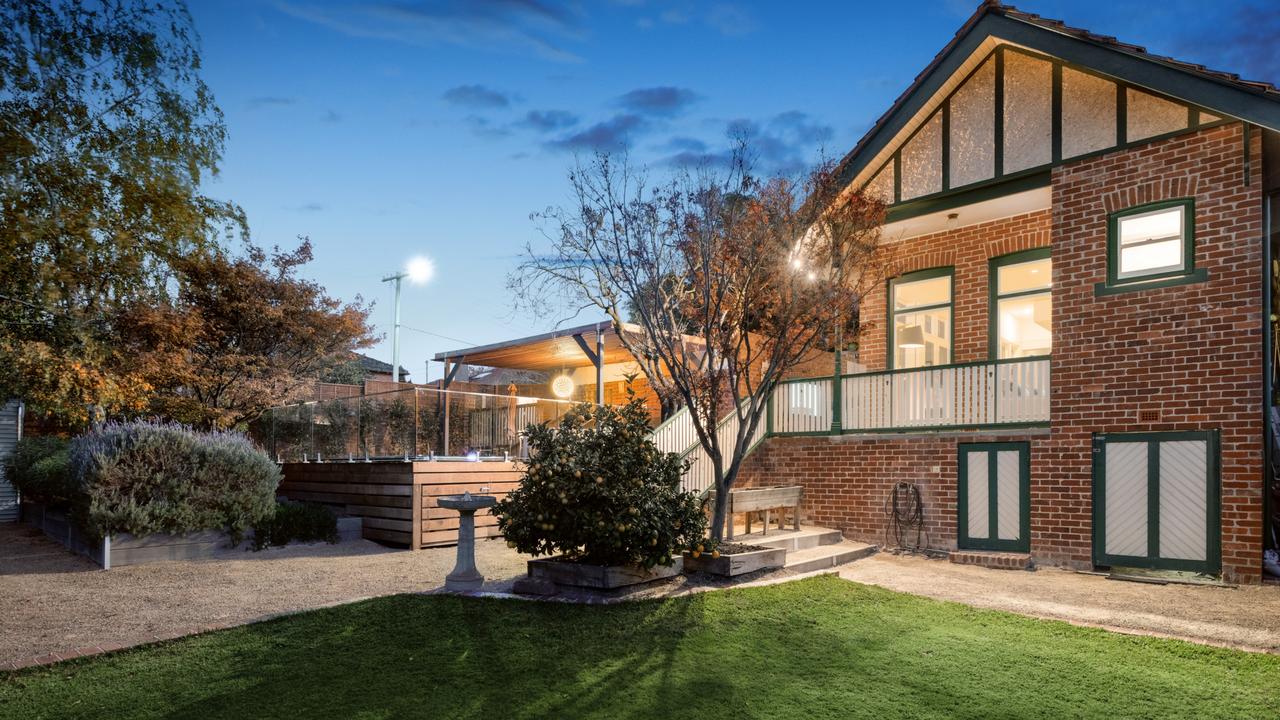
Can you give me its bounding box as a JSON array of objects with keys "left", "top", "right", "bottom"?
[{"left": 771, "top": 357, "right": 1050, "bottom": 434}]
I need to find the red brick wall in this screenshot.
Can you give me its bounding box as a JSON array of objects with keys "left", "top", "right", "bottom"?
[
  {"left": 1042, "top": 122, "right": 1263, "bottom": 582},
  {"left": 741, "top": 122, "right": 1266, "bottom": 583}
]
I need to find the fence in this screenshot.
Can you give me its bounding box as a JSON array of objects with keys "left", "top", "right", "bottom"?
[{"left": 251, "top": 387, "right": 579, "bottom": 462}]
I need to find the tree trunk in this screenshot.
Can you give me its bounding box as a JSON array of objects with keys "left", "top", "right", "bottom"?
[{"left": 709, "top": 482, "right": 731, "bottom": 542}]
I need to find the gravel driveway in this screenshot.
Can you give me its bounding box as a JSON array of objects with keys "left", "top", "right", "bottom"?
[
  {"left": 841, "top": 552, "right": 1280, "bottom": 653},
  {"left": 0, "top": 525, "right": 529, "bottom": 667},
  {"left": 6, "top": 523, "right": 1280, "bottom": 668}
]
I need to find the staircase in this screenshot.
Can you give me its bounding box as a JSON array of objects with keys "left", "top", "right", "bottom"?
[{"left": 733, "top": 526, "right": 877, "bottom": 573}]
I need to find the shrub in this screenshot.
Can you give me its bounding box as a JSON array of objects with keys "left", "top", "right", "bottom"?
[
  {"left": 493, "top": 397, "right": 707, "bottom": 568},
  {"left": 3, "top": 436, "right": 75, "bottom": 507},
  {"left": 68, "top": 420, "right": 281, "bottom": 540},
  {"left": 251, "top": 501, "right": 339, "bottom": 550}
]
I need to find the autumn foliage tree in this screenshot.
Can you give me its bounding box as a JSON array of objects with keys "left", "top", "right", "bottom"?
[
  {"left": 0, "top": 1, "right": 373, "bottom": 428},
  {"left": 114, "top": 239, "right": 374, "bottom": 429},
  {"left": 513, "top": 145, "right": 885, "bottom": 541}
]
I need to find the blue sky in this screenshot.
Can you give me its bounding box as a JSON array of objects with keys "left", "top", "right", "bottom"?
[{"left": 187, "top": 0, "right": 1277, "bottom": 381}]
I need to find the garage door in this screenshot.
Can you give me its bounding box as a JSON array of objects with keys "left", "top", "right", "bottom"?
[
  {"left": 1092, "top": 431, "right": 1220, "bottom": 574},
  {"left": 958, "top": 442, "right": 1030, "bottom": 552}
]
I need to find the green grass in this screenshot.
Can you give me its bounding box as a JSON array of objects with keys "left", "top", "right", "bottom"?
[{"left": 2, "top": 575, "right": 1277, "bottom": 719}]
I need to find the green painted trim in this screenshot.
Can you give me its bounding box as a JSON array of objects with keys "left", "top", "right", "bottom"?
[
  {"left": 957, "top": 442, "right": 1031, "bottom": 552},
  {"left": 886, "top": 266, "right": 955, "bottom": 370},
  {"left": 1094, "top": 268, "right": 1208, "bottom": 296},
  {"left": 941, "top": 100, "right": 951, "bottom": 191},
  {"left": 1051, "top": 62, "right": 1063, "bottom": 163},
  {"left": 788, "top": 355, "right": 1051, "bottom": 384},
  {"left": 1091, "top": 430, "right": 1221, "bottom": 575},
  {"left": 1116, "top": 82, "right": 1127, "bottom": 145},
  {"left": 883, "top": 170, "right": 1050, "bottom": 224},
  {"left": 1105, "top": 198, "right": 1196, "bottom": 287},
  {"left": 994, "top": 47, "right": 1005, "bottom": 179},
  {"left": 827, "top": 421, "right": 1049, "bottom": 436},
  {"left": 987, "top": 248, "right": 1052, "bottom": 361}
]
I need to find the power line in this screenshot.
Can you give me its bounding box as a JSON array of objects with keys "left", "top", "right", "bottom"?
[{"left": 398, "top": 324, "right": 478, "bottom": 347}]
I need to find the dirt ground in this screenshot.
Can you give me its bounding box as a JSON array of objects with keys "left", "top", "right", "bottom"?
[
  {"left": 5, "top": 523, "right": 1280, "bottom": 668},
  {"left": 841, "top": 552, "right": 1280, "bottom": 653},
  {"left": 0, "top": 524, "right": 530, "bottom": 666}
]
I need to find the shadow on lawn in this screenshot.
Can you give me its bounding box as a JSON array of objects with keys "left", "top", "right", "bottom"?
[{"left": 154, "top": 581, "right": 904, "bottom": 720}]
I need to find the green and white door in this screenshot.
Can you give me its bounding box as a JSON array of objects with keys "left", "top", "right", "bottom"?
[
  {"left": 957, "top": 442, "right": 1030, "bottom": 552},
  {"left": 1092, "top": 431, "right": 1220, "bottom": 574}
]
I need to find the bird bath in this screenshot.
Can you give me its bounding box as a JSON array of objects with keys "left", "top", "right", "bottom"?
[{"left": 437, "top": 491, "right": 498, "bottom": 592}]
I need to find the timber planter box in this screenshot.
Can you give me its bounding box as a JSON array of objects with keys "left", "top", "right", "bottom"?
[
  {"left": 20, "top": 501, "right": 362, "bottom": 568},
  {"left": 682, "top": 544, "right": 786, "bottom": 577},
  {"left": 527, "top": 556, "right": 684, "bottom": 590}
]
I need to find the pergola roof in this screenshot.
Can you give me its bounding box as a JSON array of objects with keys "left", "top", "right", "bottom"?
[{"left": 433, "top": 322, "right": 637, "bottom": 371}]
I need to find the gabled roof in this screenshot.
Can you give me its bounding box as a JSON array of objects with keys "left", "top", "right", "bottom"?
[
  {"left": 836, "top": 1, "right": 1280, "bottom": 190},
  {"left": 354, "top": 352, "right": 409, "bottom": 381}
]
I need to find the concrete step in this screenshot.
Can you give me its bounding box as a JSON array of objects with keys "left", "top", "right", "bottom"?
[
  {"left": 948, "top": 550, "right": 1034, "bottom": 571},
  {"left": 784, "top": 541, "right": 877, "bottom": 573},
  {"left": 733, "top": 527, "right": 844, "bottom": 552}
]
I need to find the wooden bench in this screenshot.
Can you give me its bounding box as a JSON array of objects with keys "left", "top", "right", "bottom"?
[{"left": 725, "top": 485, "right": 803, "bottom": 540}]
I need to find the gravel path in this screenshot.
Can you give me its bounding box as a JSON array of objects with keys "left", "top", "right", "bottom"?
[
  {"left": 841, "top": 552, "right": 1280, "bottom": 653},
  {"left": 6, "top": 523, "right": 1280, "bottom": 667},
  {"left": 0, "top": 525, "right": 529, "bottom": 666}
]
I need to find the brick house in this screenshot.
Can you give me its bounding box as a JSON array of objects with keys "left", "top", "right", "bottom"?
[{"left": 736, "top": 3, "right": 1280, "bottom": 583}]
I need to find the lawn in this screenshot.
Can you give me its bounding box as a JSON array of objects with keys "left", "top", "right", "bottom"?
[{"left": 2, "top": 575, "right": 1276, "bottom": 720}]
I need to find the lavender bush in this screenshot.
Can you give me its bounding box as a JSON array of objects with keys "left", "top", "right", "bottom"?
[{"left": 68, "top": 420, "right": 281, "bottom": 540}]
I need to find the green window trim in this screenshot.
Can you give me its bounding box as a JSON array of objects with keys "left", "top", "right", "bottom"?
[
  {"left": 1090, "top": 430, "right": 1221, "bottom": 575},
  {"left": 987, "top": 247, "right": 1052, "bottom": 360},
  {"left": 886, "top": 266, "right": 955, "bottom": 370},
  {"left": 1104, "top": 198, "right": 1197, "bottom": 289}
]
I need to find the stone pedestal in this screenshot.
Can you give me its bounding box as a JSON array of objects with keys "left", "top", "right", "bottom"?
[{"left": 437, "top": 493, "right": 498, "bottom": 592}]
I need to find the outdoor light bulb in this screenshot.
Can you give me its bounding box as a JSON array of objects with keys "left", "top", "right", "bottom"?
[
  {"left": 406, "top": 255, "right": 435, "bottom": 285},
  {"left": 792, "top": 258, "right": 803, "bottom": 269},
  {"left": 807, "top": 272, "right": 817, "bottom": 282},
  {"left": 551, "top": 374, "right": 575, "bottom": 399}
]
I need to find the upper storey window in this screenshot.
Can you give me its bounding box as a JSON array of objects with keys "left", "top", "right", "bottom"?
[
  {"left": 1109, "top": 200, "right": 1194, "bottom": 284},
  {"left": 890, "top": 268, "right": 953, "bottom": 369}
]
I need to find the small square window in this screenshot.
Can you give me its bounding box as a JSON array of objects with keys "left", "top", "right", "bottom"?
[{"left": 1106, "top": 199, "right": 1196, "bottom": 288}]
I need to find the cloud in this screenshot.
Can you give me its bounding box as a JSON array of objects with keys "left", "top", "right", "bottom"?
[
  {"left": 247, "top": 96, "right": 297, "bottom": 109},
  {"left": 294, "top": 202, "right": 325, "bottom": 212},
  {"left": 464, "top": 114, "right": 512, "bottom": 139},
  {"left": 321, "top": 109, "right": 342, "bottom": 123},
  {"left": 658, "top": 111, "right": 834, "bottom": 175},
  {"left": 616, "top": 86, "right": 700, "bottom": 116},
  {"left": 546, "top": 113, "right": 649, "bottom": 152},
  {"left": 1169, "top": 1, "right": 1280, "bottom": 84},
  {"left": 518, "top": 109, "right": 580, "bottom": 132},
  {"left": 442, "top": 84, "right": 515, "bottom": 108},
  {"left": 705, "top": 4, "right": 754, "bottom": 36},
  {"left": 274, "top": 0, "right": 587, "bottom": 63}
]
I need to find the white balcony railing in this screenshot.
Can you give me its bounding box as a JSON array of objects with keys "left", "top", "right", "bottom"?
[{"left": 771, "top": 357, "right": 1050, "bottom": 434}]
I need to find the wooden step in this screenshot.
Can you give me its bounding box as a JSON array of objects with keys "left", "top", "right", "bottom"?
[
  {"left": 947, "top": 550, "right": 1034, "bottom": 571},
  {"left": 784, "top": 541, "right": 877, "bottom": 573}
]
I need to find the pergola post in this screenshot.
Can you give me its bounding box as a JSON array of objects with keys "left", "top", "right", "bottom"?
[{"left": 595, "top": 326, "right": 605, "bottom": 406}]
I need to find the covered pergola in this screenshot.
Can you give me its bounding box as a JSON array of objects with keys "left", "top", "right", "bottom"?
[{"left": 433, "top": 322, "right": 635, "bottom": 406}]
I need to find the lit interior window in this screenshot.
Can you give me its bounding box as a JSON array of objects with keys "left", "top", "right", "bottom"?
[
  {"left": 891, "top": 272, "right": 952, "bottom": 369},
  {"left": 1116, "top": 205, "right": 1186, "bottom": 279},
  {"left": 993, "top": 255, "right": 1052, "bottom": 359}
]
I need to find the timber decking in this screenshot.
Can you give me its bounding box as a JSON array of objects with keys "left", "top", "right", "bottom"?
[{"left": 279, "top": 461, "right": 521, "bottom": 549}]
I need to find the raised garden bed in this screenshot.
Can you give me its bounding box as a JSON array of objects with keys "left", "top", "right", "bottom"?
[
  {"left": 683, "top": 542, "right": 786, "bottom": 577},
  {"left": 526, "top": 556, "right": 684, "bottom": 590},
  {"left": 20, "top": 501, "right": 362, "bottom": 569}
]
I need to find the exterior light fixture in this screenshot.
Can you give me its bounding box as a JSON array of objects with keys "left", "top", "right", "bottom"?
[
  {"left": 551, "top": 374, "right": 575, "bottom": 399},
  {"left": 382, "top": 254, "right": 435, "bottom": 387}
]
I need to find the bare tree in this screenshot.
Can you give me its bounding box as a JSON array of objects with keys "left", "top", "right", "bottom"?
[{"left": 512, "top": 144, "right": 885, "bottom": 541}]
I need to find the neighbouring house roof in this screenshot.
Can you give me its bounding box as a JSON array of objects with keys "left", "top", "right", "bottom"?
[
  {"left": 354, "top": 352, "right": 409, "bottom": 381},
  {"left": 835, "top": 0, "right": 1280, "bottom": 193}
]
